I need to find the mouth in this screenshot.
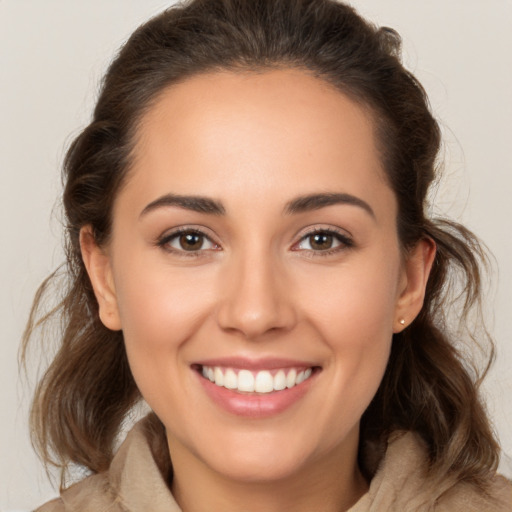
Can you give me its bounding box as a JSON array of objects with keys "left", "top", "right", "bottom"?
[
  {"left": 195, "top": 364, "right": 317, "bottom": 394},
  {"left": 192, "top": 358, "right": 321, "bottom": 417}
]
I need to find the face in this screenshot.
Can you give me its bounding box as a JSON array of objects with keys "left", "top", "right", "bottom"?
[{"left": 83, "top": 69, "right": 432, "bottom": 486}]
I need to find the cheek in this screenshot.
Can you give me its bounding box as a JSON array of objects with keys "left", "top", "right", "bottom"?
[
  {"left": 300, "top": 252, "right": 401, "bottom": 341},
  {"left": 114, "top": 255, "right": 213, "bottom": 343},
  {"left": 110, "top": 256, "right": 217, "bottom": 404},
  {"left": 296, "top": 250, "right": 401, "bottom": 401},
  {"left": 112, "top": 262, "right": 218, "bottom": 420}
]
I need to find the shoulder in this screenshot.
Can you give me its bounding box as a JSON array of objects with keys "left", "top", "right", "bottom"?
[
  {"left": 34, "top": 472, "right": 120, "bottom": 512},
  {"left": 33, "top": 414, "right": 178, "bottom": 512},
  {"left": 364, "top": 431, "right": 512, "bottom": 512},
  {"left": 437, "top": 474, "right": 512, "bottom": 512},
  {"left": 34, "top": 498, "right": 64, "bottom": 512}
]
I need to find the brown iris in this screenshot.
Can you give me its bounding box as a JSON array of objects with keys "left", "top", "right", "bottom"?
[
  {"left": 309, "top": 232, "right": 334, "bottom": 250},
  {"left": 179, "top": 232, "right": 204, "bottom": 251}
]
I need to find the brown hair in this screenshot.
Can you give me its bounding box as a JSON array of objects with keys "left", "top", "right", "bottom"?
[{"left": 22, "top": 0, "right": 499, "bottom": 491}]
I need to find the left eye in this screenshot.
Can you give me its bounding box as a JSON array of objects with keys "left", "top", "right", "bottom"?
[
  {"left": 295, "top": 231, "right": 350, "bottom": 251},
  {"left": 163, "top": 231, "right": 218, "bottom": 252}
]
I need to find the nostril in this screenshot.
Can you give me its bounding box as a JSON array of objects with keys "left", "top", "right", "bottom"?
[{"left": 216, "top": 294, "right": 297, "bottom": 339}]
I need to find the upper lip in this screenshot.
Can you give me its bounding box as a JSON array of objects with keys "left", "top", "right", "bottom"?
[{"left": 193, "top": 357, "right": 320, "bottom": 371}]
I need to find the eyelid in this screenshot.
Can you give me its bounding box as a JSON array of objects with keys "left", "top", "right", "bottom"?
[
  {"left": 155, "top": 224, "right": 353, "bottom": 256},
  {"left": 291, "top": 225, "right": 354, "bottom": 253},
  {"left": 156, "top": 225, "right": 221, "bottom": 254}
]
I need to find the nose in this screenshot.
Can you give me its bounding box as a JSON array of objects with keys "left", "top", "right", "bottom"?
[{"left": 216, "top": 250, "right": 297, "bottom": 340}]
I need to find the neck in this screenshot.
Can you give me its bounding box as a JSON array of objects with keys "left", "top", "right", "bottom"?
[{"left": 169, "top": 431, "right": 368, "bottom": 512}]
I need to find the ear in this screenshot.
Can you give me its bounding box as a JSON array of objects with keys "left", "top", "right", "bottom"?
[
  {"left": 393, "top": 237, "right": 436, "bottom": 333},
  {"left": 80, "top": 226, "right": 122, "bottom": 331}
]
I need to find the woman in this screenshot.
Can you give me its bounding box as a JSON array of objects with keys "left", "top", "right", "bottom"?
[{"left": 23, "top": 0, "right": 511, "bottom": 510}]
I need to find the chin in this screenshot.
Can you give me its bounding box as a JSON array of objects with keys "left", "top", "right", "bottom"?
[
  {"left": 208, "top": 449, "right": 309, "bottom": 484},
  {"left": 190, "top": 427, "right": 321, "bottom": 484}
]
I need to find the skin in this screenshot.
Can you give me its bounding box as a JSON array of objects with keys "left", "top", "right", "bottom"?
[{"left": 81, "top": 69, "right": 435, "bottom": 512}]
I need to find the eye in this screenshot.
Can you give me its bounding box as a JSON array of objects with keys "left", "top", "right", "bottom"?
[
  {"left": 293, "top": 229, "right": 353, "bottom": 253},
  {"left": 158, "top": 229, "right": 219, "bottom": 253}
]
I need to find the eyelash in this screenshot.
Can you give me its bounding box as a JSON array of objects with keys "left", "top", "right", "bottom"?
[
  {"left": 156, "top": 226, "right": 354, "bottom": 257},
  {"left": 292, "top": 227, "right": 354, "bottom": 257},
  {"left": 156, "top": 227, "right": 220, "bottom": 258}
]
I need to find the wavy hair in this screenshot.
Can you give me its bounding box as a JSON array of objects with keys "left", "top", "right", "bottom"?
[{"left": 22, "top": 0, "right": 499, "bottom": 491}]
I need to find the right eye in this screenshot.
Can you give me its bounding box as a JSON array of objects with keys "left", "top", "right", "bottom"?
[{"left": 158, "top": 229, "right": 220, "bottom": 253}]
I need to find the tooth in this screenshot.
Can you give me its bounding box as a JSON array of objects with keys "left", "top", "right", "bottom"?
[
  {"left": 255, "top": 370, "right": 274, "bottom": 393},
  {"left": 205, "top": 366, "right": 313, "bottom": 392},
  {"left": 224, "top": 369, "right": 238, "bottom": 389},
  {"left": 238, "top": 370, "right": 255, "bottom": 392},
  {"left": 286, "top": 369, "right": 297, "bottom": 388},
  {"left": 274, "top": 370, "right": 286, "bottom": 391},
  {"left": 214, "top": 367, "right": 224, "bottom": 386}
]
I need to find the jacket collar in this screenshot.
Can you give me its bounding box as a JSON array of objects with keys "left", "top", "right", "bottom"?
[
  {"left": 109, "top": 417, "right": 182, "bottom": 512},
  {"left": 107, "top": 416, "right": 510, "bottom": 512}
]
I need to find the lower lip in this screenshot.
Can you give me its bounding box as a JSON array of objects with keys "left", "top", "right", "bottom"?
[{"left": 196, "top": 370, "right": 317, "bottom": 418}]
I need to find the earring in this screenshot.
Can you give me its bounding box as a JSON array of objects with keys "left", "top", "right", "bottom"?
[{"left": 399, "top": 319, "right": 406, "bottom": 326}]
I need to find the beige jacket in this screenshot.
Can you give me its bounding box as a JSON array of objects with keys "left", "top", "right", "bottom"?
[{"left": 36, "top": 417, "right": 512, "bottom": 512}]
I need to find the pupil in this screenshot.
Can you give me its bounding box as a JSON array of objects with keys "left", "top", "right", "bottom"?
[
  {"left": 180, "top": 233, "right": 203, "bottom": 251},
  {"left": 311, "top": 233, "right": 332, "bottom": 250}
]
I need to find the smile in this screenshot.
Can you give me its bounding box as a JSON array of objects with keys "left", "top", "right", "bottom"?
[
  {"left": 194, "top": 361, "right": 320, "bottom": 417},
  {"left": 200, "top": 365, "right": 314, "bottom": 394}
]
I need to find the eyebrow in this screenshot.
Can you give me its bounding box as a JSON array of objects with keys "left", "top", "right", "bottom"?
[
  {"left": 284, "top": 193, "right": 375, "bottom": 218},
  {"left": 139, "top": 194, "right": 226, "bottom": 218},
  {"left": 139, "top": 191, "right": 375, "bottom": 219}
]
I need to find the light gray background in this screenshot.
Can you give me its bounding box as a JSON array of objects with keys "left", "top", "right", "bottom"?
[{"left": 1, "top": 1, "right": 511, "bottom": 509}]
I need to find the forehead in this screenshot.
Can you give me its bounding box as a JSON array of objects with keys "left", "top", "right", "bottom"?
[{"left": 124, "top": 68, "right": 393, "bottom": 218}]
